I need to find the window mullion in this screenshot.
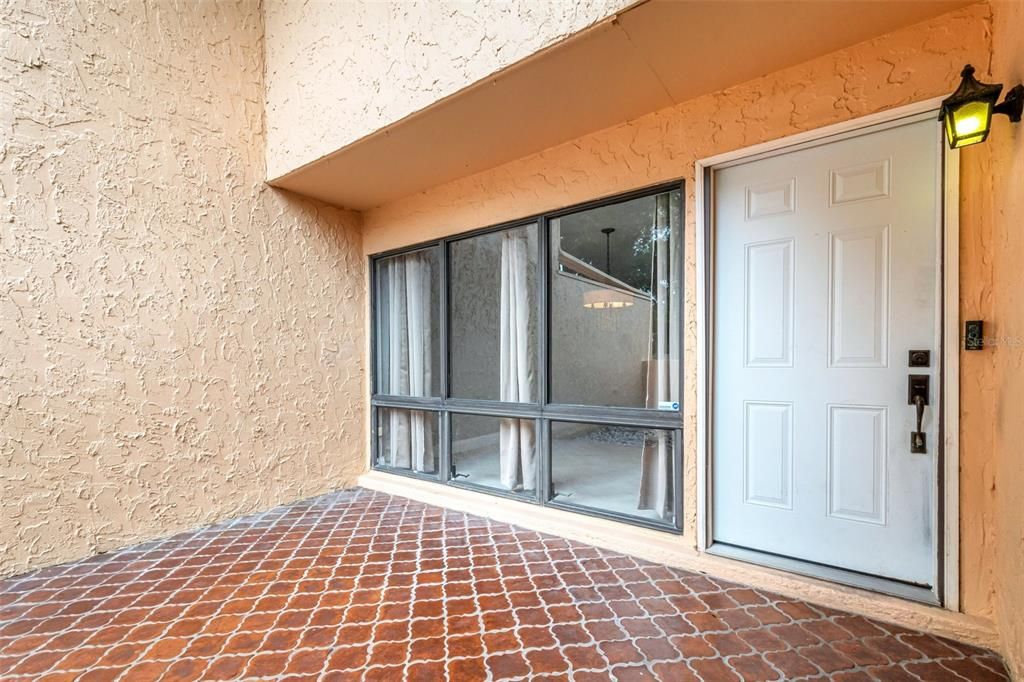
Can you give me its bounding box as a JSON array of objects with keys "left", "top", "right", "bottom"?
[
  {"left": 440, "top": 411, "right": 451, "bottom": 484},
  {"left": 539, "top": 418, "right": 551, "bottom": 506},
  {"left": 371, "top": 395, "right": 443, "bottom": 409},
  {"left": 440, "top": 239, "right": 452, "bottom": 482},
  {"left": 538, "top": 214, "right": 550, "bottom": 408},
  {"left": 538, "top": 215, "right": 551, "bottom": 505},
  {"left": 440, "top": 239, "right": 450, "bottom": 400}
]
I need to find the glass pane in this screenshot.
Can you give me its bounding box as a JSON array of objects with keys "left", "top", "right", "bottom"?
[
  {"left": 451, "top": 414, "right": 536, "bottom": 496},
  {"left": 376, "top": 408, "right": 439, "bottom": 476},
  {"left": 551, "top": 421, "right": 675, "bottom": 524},
  {"left": 550, "top": 190, "right": 682, "bottom": 409},
  {"left": 449, "top": 224, "right": 538, "bottom": 401},
  {"left": 375, "top": 247, "right": 441, "bottom": 397}
]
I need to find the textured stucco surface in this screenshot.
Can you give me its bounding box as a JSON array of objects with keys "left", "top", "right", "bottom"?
[
  {"left": 2, "top": 0, "right": 1021, "bottom": 669},
  {"left": 262, "top": 0, "right": 633, "bottom": 179},
  {"left": 0, "top": 0, "right": 366, "bottom": 578},
  {"left": 361, "top": 2, "right": 1004, "bottom": 626},
  {"left": 959, "top": 1, "right": 1024, "bottom": 675}
]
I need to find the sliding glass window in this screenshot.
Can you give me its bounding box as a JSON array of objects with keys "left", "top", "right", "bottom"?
[
  {"left": 451, "top": 414, "right": 538, "bottom": 496},
  {"left": 375, "top": 247, "right": 441, "bottom": 398},
  {"left": 375, "top": 408, "right": 439, "bottom": 476},
  {"left": 370, "top": 183, "right": 683, "bottom": 531},
  {"left": 550, "top": 192, "right": 681, "bottom": 409},
  {"left": 449, "top": 224, "right": 538, "bottom": 402}
]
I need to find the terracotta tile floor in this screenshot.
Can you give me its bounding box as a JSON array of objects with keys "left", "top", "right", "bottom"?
[{"left": 0, "top": 489, "right": 1009, "bottom": 681}]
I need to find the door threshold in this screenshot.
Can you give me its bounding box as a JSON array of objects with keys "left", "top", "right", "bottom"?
[{"left": 707, "top": 542, "right": 939, "bottom": 606}]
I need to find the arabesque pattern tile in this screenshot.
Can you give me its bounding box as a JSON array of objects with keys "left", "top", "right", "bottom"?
[{"left": 0, "top": 489, "right": 1009, "bottom": 681}]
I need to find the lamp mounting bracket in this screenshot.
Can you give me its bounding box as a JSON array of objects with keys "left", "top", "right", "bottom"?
[{"left": 994, "top": 84, "right": 1024, "bottom": 123}]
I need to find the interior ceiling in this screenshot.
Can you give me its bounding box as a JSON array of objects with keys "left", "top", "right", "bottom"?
[
  {"left": 270, "top": 0, "right": 972, "bottom": 211},
  {"left": 559, "top": 192, "right": 667, "bottom": 292}
]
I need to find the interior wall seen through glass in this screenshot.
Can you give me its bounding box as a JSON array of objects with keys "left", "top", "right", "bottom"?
[
  {"left": 376, "top": 248, "right": 441, "bottom": 397},
  {"left": 451, "top": 414, "right": 537, "bottom": 496},
  {"left": 550, "top": 421, "right": 674, "bottom": 524},
  {"left": 449, "top": 224, "right": 538, "bottom": 402},
  {"left": 549, "top": 190, "right": 682, "bottom": 409}
]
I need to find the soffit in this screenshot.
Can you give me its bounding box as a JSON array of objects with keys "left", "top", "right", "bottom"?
[{"left": 270, "top": 0, "right": 973, "bottom": 211}]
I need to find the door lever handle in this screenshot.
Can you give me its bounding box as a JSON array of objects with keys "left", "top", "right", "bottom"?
[
  {"left": 912, "top": 395, "right": 926, "bottom": 453},
  {"left": 908, "top": 374, "right": 929, "bottom": 454}
]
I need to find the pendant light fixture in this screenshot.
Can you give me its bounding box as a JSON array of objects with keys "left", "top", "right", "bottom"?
[{"left": 583, "top": 227, "right": 634, "bottom": 309}]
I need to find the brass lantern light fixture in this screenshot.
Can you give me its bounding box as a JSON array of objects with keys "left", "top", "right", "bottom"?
[{"left": 939, "top": 64, "right": 1023, "bottom": 149}]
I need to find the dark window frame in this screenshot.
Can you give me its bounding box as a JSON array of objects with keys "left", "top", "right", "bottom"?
[{"left": 369, "top": 180, "right": 685, "bottom": 533}]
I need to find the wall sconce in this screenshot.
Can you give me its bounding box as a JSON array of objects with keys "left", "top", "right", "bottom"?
[{"left": 939, "top": 64, "right": 1023, "bottom": 149}]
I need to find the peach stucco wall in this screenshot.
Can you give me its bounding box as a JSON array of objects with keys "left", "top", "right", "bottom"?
[
  {"left": 959, "top": 1, "right": 1024, "bottom": 675},
  {"left": 361, "top": 0, "right": 1020, "bottom": 649},
  {"left": 262, "top": 0, "right": 634, "bottom": 179},
  {"left": 0, "top": 0, "right": 366, "bottom": 577},
  {"left": 3, "top": 0, "right": 1020, "bottom": 667}
]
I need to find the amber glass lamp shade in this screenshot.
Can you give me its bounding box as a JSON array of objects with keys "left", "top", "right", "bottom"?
[{"left": 939, "top": 64, "right": 1023, "bottom": 149}]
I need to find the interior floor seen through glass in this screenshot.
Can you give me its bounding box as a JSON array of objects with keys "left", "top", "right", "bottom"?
[
  {"left": 550, "top": 422, "right": 674, "bottom": 524},
  {"left": 451, "top": 414, "right": 537, "bottom": 496}
]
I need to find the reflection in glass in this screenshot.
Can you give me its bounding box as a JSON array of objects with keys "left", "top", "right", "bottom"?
[
  {"left": 449, "top": 225, "right": 538, "bottom": 401},
  {"left": 377, "top": 408, "right": 439, "bottom": 475},
  {"left": 376, "top": 248, "right": 440, "bottom": 397},
  {"left": 551, "top": 421, "right": 674, "bottom": 523},
  {"left": 550, "top": 190, "right": 682, "bottom": 409},
  {"left": 451, "top": 414, "right": 536, "bottom": 495}
]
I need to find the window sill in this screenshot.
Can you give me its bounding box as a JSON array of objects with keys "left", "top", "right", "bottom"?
[{"left": 359, "top": 469, "right": 688, "bottom": 557}]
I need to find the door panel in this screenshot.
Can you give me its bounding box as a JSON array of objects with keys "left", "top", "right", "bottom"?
[
  {"left": 743, "top": 401, "right": 793, "bottom": 509},
  {"left": 827, "top": 404, "right": 887, "bottom": 525},
  {"left": 828, "top": 225, "right": 889, "bottom": 368},
  {"left": 745, "top": 239, "right": 794, "bottom": 367},
  {"left": 712, "top": 118, "right": 940, "bottom": 587}
]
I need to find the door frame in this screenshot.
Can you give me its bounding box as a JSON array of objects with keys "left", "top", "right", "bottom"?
[{"left": 694, "top": 97, "right": 960, "bottom": 609}]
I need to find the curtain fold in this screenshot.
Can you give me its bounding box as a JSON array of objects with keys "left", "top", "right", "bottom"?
[
  {"left": 638, "top": 193, "right": 679, "bottom": 519},
  {"left": 385, "top": 252, "right": 435, "bottom": 473},
  {"left": 499, "top": 231, "right": 536, "bottom": 491}
]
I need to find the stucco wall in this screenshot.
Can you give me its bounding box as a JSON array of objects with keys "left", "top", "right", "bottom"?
[
  {"left": 361, "top": 1, "right": 1004, "bottom": 623},
  {"left": 960, "top": 0, "right": 1024, "bottom": 674},
  {"left": 0, "top": 0, "right": 366, "bottom": 578},
  {"left": 3, "top": 0, "right": 1020, "bottom": 665},
  {"left": 262, "top": 0, "right": 633, "bottom": 179}
]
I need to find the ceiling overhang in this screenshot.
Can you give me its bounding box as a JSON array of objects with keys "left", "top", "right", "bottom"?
[{"left": 269, "top": 0, "right": 973, "bottom": 211}]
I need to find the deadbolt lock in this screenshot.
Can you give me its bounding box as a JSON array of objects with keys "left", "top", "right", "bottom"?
[{"left": 908, "top": 350, "right": 931, "bottom": 367}]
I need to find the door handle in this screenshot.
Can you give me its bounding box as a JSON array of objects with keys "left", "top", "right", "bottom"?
[
  {"left": 908, "top": 374, "right": 929, "bottom": 453},
  {"left": 912, "top": 395, "right": 926, "bottom": 453}
]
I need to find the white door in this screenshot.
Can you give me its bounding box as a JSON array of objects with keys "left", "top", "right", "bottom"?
[{"left": 711, "top": 117, "right": 941, "bottom": 590}]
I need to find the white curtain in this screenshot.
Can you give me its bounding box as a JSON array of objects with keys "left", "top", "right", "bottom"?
[
  {"left": 499, "top": 231, "right": 536, "bottom": 491},
  {"left": 384, "top": 252, "right": 435, "bottom": 473},
  {"left": 638, "top": 193, "right": 679, "bottom": 519}
]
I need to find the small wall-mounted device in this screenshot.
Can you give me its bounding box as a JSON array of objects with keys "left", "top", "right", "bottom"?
[{"left": 965, "top": 320, "right": 984, "bottom": 350}]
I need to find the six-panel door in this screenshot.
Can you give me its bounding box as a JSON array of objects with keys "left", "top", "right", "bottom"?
[{"left": 712, "top": 118, "right": 940, "bottom": 587}]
